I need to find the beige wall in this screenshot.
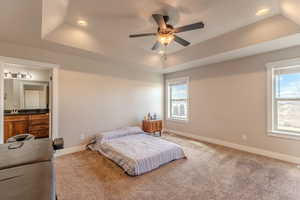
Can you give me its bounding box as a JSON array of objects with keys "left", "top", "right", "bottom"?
[
  {"left": 164, "top": 45, "right": 300, "bottom": 157},
  {"left": 0, "top": 41, "right": 163, "bottom": 147},
  {"left": 58, "top": 69, "right": 162, "bottom": 147}
]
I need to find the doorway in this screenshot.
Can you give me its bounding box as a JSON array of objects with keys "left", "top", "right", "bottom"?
[{"left": 0, "top": 56, "right": 59, "bottom": 144}]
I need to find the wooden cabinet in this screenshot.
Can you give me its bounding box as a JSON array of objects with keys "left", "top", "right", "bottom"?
[
  {"left": 142, "top": 120, "right": 163, "bottom": 136},
  {"left": 4, "top": 115, "right": 29, "bottom": 141},
  {"left": 29, "top": 114, "right": 49, "bottom": 139},
  {"left": 4, "top": 113, "right": 49, "bottom": 142}
]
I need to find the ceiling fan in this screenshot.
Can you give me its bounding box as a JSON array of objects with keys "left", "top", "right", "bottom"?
[{"left": 129, "top": 14, "right": 204, "bottom": 51}]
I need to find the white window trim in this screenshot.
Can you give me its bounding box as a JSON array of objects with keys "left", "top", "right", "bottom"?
[
  {"left": 166, "top": 77, "right": 190, "bottom": 122},
  {"left": 266, "top": 57, "right": 300, "bottom": 140}
]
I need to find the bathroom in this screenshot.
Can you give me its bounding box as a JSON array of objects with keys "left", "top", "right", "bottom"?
[{"left": 3, "top": 63, "right": 51, "bottom": 142}]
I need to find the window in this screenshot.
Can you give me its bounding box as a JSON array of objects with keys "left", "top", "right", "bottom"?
[
  {"left": 166, "top": 77, "right": 189, "bottom": 121},
  {"left": 267, "top": 61, "right": 300, "bottom": 139}
]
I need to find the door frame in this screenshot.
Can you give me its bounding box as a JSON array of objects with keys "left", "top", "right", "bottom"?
[{"left": 0, "top": 56, "right": 60, "bottom": 143}]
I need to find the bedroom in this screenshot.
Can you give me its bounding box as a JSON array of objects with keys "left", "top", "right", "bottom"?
[{"left": 0, "top": 0, "right": 300, "bottom": 200}]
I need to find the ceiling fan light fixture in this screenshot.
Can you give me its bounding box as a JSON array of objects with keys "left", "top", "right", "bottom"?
[
  {"left": 129, "top": 14, "right": 204, "bottom": 50},
  {"left": 158, "top": 33, "right": 174, "bottom": 46}
]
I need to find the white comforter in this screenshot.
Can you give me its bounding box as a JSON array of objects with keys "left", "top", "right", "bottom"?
[{"left": 93, "top": 133, "right": 186, "bottom": 176}]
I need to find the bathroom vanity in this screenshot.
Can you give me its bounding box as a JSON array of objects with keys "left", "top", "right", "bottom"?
[
  {"left": 4, "top": 112, "right": 49, "bottom": 142},
  {"left": 3, "top": 78, "right": 50, "bottom": 142}
]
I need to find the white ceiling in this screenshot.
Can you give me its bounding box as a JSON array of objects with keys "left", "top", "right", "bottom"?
[
  {"left": 1, "top": 0, "right": 300, "bottom": 73},
  {"left": 64, "top": 0, "right": 281, "bottom": 53}
]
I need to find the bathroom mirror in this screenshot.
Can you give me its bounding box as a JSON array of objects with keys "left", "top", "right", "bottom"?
[{"left": 4, "top": 79, "right": 49, "bottom": 110}]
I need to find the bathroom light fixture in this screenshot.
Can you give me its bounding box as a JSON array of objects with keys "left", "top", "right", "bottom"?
[
  {"left": 25, "top": 72, "right": 32, "bottom": 79},
  {"left": 17, "top": 72, "right": 22, "bottom": 79},
  {"left": 256, "top": 8, "right": 270, "bottom": 16},
  {"left": 4, "top": 71, "right": 32, "bottom": 80},
  {"left": 4, "top": 72, "right": 12, "bottom": 79}
]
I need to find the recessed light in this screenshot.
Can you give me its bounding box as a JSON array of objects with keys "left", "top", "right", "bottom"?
[
  {"left": 77, "top": 20, "right": 88, "bottom": 26},
  {"left": 256, "top": 8, "right": 270, "bottom": 16}
]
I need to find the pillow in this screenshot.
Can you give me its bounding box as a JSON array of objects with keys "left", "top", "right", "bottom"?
[{"left": 96, "top": 126, "right": 143, "bottom": 143}]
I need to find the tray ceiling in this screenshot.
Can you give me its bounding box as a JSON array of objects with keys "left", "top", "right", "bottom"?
[{"left": 1, "top": 0, "right": 300, "bottom": 73}]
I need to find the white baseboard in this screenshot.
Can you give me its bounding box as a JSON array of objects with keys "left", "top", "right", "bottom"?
[
  {"left": 54, "top": 144, "right": 86, "bottom": 157},
  {"left": 165, "top": 129, "right": 300, "bottom": 164}
]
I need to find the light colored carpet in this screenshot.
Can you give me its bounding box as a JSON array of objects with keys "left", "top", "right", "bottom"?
[{"left": 55, "top": 134, "right": 300, "bottom": 200}]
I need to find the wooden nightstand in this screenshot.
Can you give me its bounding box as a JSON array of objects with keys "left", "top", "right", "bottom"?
[{"left": 142, "top": 120, "right": 163, "bottom": 136}]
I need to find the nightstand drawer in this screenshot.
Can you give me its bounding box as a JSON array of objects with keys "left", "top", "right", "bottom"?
[{"left": 142, "top": 120, "right": 162, "bottom": 136}]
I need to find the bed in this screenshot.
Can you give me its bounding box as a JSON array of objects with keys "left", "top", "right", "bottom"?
[{"left": 90, "top": 127, "right": 186, "bottom": 176}]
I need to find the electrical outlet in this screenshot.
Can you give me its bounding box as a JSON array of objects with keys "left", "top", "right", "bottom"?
[
  {"left": 242, "top": 134, "right": 248, "bottom": 141},
  {"left": 80, "top": 134, "right": 85, "bottom": 140}
]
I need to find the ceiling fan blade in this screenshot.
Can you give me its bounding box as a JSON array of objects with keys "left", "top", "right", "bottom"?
[
  {"left": 174, "top": 22, "right": 204, "bottom": 33},
  {"left": 174, "top": 35, "right": 190, "bottom": 46},
  {"left": 151, "top": 41, "right": 160, "bottom": 50},
  {"left": 129, "top": 33, "right": 156, "bottom": 38},
  {"left": 152, "top": 14, "right": 166, "bottom": 29}
]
